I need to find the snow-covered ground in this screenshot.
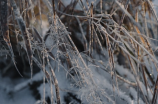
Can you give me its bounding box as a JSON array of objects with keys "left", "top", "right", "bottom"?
[
  {"left": 0, "top": 75, "right": 36, "bottom": 104},
  {"left": 0, "top": 0, "right": 158, "bottom": 104}
]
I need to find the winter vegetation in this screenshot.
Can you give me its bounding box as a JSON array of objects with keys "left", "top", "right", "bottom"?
[{"left": 0, "top": 0, "right": 158, "bottom": 104}]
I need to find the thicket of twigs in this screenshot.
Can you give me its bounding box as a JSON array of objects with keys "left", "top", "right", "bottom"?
[{"left": 0, "top": 0, "right": 158, "bottom": 104}]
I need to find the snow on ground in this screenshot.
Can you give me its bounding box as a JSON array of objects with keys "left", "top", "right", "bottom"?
[
  {"left": 0, "top": 75, "right": 36, "bottom": 104},
  {"left": 0, "top": 88, "right": 36, "bottom": 104},
  {"left": 0, "top": 0, "right": 158, "bottom": 104}
]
